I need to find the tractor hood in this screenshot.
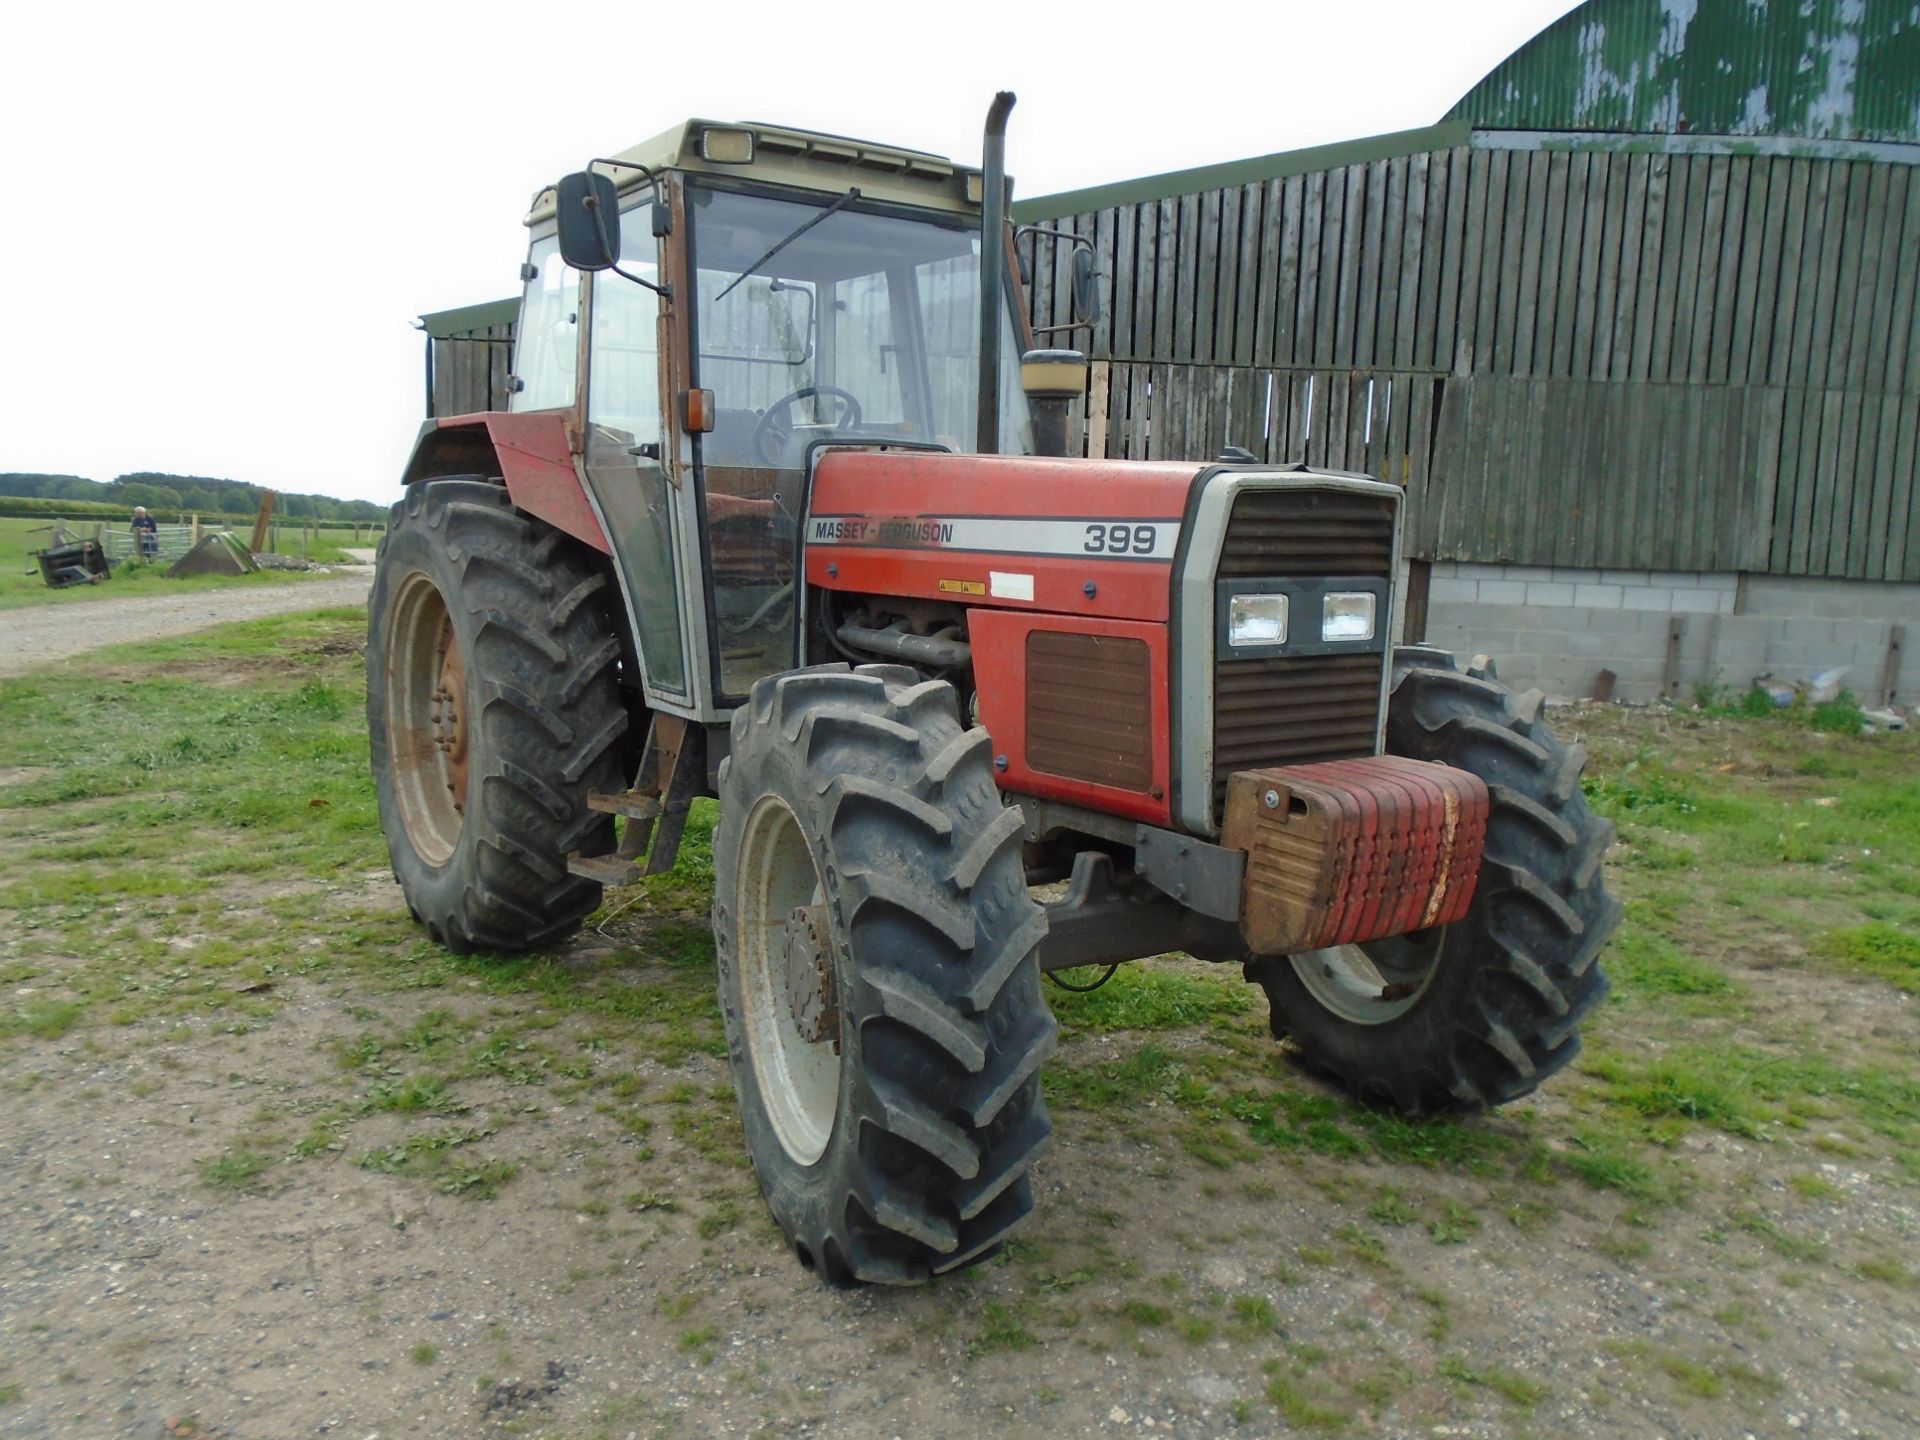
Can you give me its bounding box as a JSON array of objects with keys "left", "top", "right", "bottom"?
[{"left": 804, "top": 450, "right": 1205, "bottom": 623}]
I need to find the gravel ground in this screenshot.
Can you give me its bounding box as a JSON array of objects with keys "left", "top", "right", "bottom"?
[{"left": 0, "top": 573, "right": 372, "bottom": 677}]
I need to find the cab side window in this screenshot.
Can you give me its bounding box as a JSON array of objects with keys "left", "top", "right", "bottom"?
[{"left": 512, "top": 236, "right": 580, "bottom": 411}]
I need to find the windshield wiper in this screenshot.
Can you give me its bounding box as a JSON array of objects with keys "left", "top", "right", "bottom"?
[{"left": 715, "top": 187, "right": 861, "bottom": 302}]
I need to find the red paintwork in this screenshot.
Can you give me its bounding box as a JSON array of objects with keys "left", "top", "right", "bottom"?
[
  {"left": 409, "top": 412, "right": 610, "bottom": 554},
  {"left": 969, "top": 609, "right": 1172, "bottom": 827},
  {"left": 806, "top": 451, "right": 1200, "bottom": 622},
  {"left": 812, "top": 451, "right": 1201, "bottom": 519}
]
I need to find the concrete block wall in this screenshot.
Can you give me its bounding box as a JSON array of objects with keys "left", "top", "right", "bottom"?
[{"left": 1417, "top": 562, "right": 1916, "bottom": 707}]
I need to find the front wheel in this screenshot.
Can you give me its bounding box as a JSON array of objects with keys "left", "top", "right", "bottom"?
[
  {"left": 713, "top": 665, "right": 1055, "bottom": 1286},
  {"left": 1247, "top": 648, "right": 1619, "bottom": 1114}
]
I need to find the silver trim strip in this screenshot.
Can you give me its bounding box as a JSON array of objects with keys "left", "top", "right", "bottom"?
[{"left": 805, "top": 514, "right": 1182, "bottom": 561}]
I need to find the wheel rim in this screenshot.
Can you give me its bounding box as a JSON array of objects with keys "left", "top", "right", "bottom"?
[
  {"left": 385, "top": 572, "right": 469, "bottom": 867},
  {"left": 1290, "top": 929, "right": 1446, "bottom": 1025},
  {"left": 736, "top": 794, "right": 841, "bottom": 1165}
]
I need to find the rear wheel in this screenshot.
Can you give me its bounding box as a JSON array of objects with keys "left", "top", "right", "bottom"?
[
  {"left": 367, "top": 479, "right": 628, "bottom": 952},
  {"left": 714, "top": 665, "right": 1055, "bottom": 1286},
  {"left": 1247, "top": 648, "right": 1619, "bottom": 1114}
]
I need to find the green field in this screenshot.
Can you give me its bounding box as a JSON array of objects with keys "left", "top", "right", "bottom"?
[{"left": 0, "top": 515, "right": 373, "bottom": 610}]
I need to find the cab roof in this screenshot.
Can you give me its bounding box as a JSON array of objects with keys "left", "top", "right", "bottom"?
[{"left": 526, "top": 118, "right": 988, "bottom": 225}]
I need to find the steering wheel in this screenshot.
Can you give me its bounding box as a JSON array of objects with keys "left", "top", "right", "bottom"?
[{"left": 753, "top": 386, "right": 863, "bottom": 465}]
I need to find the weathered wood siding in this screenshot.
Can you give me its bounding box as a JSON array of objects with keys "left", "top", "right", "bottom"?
[
  {"left": 1020, "top": 144, "right": 1920, "bottom": 582},
  {"left": 429, "top": 321, "right": 515, "bottom": 418}
]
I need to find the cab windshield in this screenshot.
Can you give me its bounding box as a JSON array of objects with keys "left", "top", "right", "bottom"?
[{"left": 688, "top": 183, "right": 1030, "bottom": 700}]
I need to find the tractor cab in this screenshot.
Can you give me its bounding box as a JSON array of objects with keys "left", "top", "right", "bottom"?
[{"left": 513, "top": 120, "right": 1034, "bottom": 712}]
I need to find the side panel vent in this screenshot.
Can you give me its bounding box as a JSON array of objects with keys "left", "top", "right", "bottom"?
[{"left": 1026, "top": 631, "right": 1153, "bottom": 793}]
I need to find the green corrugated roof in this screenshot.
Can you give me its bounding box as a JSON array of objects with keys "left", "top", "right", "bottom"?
[
  {"left": 419, "top": 298, "right": 518, "bottom": 339},
  {"left": 1451, "top": 0, "right": 1920, "bottom": 144},
  {"left": 1011, "top": 121, "right": 1471, "bottom": 224}
]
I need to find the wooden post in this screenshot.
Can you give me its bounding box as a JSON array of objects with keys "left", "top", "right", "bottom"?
[
  {"left": 249, "top": 491, "right": 277, "bottom": 553},
  {"left": 1402, "top": 559, "right": 1432, "bottom": 645},
  {"left": 1880, "top": 624, "right": 1906, "bottom": 709},
  {"left": 1087, "top": 361, "right": 1110, "bottom": 460}
]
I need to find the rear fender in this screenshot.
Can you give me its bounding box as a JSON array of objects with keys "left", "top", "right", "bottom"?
[{"left": 400, "top": 412, "right": 610, "bottom": 554}]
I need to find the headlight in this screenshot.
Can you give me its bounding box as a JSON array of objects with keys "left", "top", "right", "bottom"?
[
  {"left": 1227, "top": 593, "right": 1288, "bottom": 646},
  {"left": 1321, "top": 592, "right": 1376, "bottom": 642}
]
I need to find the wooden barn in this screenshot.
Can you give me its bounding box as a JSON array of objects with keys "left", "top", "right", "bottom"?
[
  {"left": 1012, "top": 0, "right": 1920, "bottom": 704},
  {"left": 421, "top": 0, "right": 1920, "bottom": 703}
]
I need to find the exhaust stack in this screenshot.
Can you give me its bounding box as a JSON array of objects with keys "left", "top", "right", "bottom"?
[{"left": 976, "top": 91, "right": 1015, "bottom": 455}]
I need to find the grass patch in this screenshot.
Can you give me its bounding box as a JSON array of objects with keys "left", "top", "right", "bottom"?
[
  {"left": 1046, "top": 964, "right": 1250, "bottom": 1036},
  {"left": 1605, "top": 926, "right": 1735, "bottom": 999},
  {"left": 1583, "top": 750, "right": 1706, "bottom": 826},
  {"left": 356, "top": 1128, "right": 517, "bottom": 1199},
  {"left": 1605, "top": 1339, "right": 1781, "bottom": 1400},
  {"left": 1265, "top": 1370, "right": 1348, "bottom": 1432},
  {"left": 1437, "top": 1354, "right": 1546, "bottom": 1406},
  {"left": 200, "top": 1149, "right": 273, "bottom": 1190},
  {"left": 1366, "top": 1188, "right": 1418, "bottom": 1227},
  {"left": 967, "top": 1302, "right": 1037, "bottom": 1358},
  {"left": 1582, "top": 1048, "right": 1773, "bottom": 1137},
  {"left": 1821, "top": 923, "right": 1920, "bottom": 992},
  {"left": 1694, "top": 684, "right": 1867, "bottom": 736},
  {"left": 1851, "top": 1255, "right": 1914, "bottom": 1287},
  {"left": 0, "top": 998, "right": 85, "bottom": 1039}
]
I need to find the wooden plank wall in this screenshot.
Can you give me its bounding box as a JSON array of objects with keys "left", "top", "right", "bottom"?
[
  {"left": 430, "top": 322, "right": 514, "bottom": 418},
  {"left": 1021, "top": 146, "right": 1920, "bottom": 582}
]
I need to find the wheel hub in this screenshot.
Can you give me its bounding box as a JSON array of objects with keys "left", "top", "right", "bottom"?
[
  {"left": 385, "top": 573, "right": 470, "bottom": 867},
  {"left": 735, "top": 795, "right": 842, "bottom": 1166},
  {"left": 781, "top": 904, "right": 839, "bottom": 1047},
  {"left": 430, "top": 621, "right": 469, "bottom": 814},
  {"left": 1291, "top": 929, "right": 1446, "bottom": 1025}
]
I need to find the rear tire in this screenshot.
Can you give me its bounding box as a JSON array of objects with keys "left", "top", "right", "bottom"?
[
  {"left": 1247, "top": 648, "right": 1618, "bottom": 1114},
  {"left": 367, "top": 479, "right": 628, "bottom": 952},
  {"left": 713, "top": 665, "right": 1055, "bottom": 1286}
]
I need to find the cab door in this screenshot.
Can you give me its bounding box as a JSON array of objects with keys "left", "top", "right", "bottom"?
[{"left": 580, "top": 197, "right": 694, "bottom": 706}]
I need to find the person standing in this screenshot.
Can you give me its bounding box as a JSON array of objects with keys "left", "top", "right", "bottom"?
[{"left": 131, "top": 505, "right": 159, "bottom": 559}]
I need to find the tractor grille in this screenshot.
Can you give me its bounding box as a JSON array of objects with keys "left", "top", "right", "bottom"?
[
  {"left": 1216, "top": 489, "right": 1398, "bottom": 579},
  {"left": 1210, "top": 489, "right": 1397, "bottom": 816}
]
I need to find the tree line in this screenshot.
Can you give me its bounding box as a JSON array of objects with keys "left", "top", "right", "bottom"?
[{"left": 0, "top": 472, "right": 387, "bottom": 523}]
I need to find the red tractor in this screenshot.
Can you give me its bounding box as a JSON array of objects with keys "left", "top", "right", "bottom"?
[{"left": 369, "top": 96, "right": 1617, "bottom": 1286}]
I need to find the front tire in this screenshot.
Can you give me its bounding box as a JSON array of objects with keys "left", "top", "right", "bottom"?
[
  {"left": 367, "top": 479, "right": 628, "bottom": 952},
  {"left": 1247, "top": 648, "right": 1619, "bottom": 1114},
  {"left": 713, "top": 665, "right": 1055, "bottom": 1286}
]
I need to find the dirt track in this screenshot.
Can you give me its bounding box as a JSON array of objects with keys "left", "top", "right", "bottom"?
[
  {"left": 1, "top": 616, "right": 1916, "bottom": 1440},
  {"left": 0, "top": 574, "right": 373, "bottom": 678}
]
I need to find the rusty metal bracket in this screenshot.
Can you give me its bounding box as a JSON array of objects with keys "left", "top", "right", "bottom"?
[
  {"left": 1131, "top": 825, "right": 1245, "bottom": 922},
  {"left": 1035, "top": 852, "right": 1243, "bottom": 974},
  {"left": 642, "top": 715, "right": 705, "bottom": 878},
  {"left": 566, "top": 713, "right": 708, "bottom": 886}
]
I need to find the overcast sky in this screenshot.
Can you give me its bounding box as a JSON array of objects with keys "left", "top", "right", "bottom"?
[{"left": 1, "top": 0, "right": 1582, "bottom": 506}]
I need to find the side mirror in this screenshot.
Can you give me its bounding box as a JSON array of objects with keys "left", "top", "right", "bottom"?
[
  {"left": 555, "top": 171, "right": 621, "bottom": 272},
  {"left": 1072, "top": 247, "right": 1101, "bottom": 326}
]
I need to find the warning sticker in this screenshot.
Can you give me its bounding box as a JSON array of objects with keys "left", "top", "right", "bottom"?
[{"left": 937, "top": 578, "right": 987, "bottom": 596}]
